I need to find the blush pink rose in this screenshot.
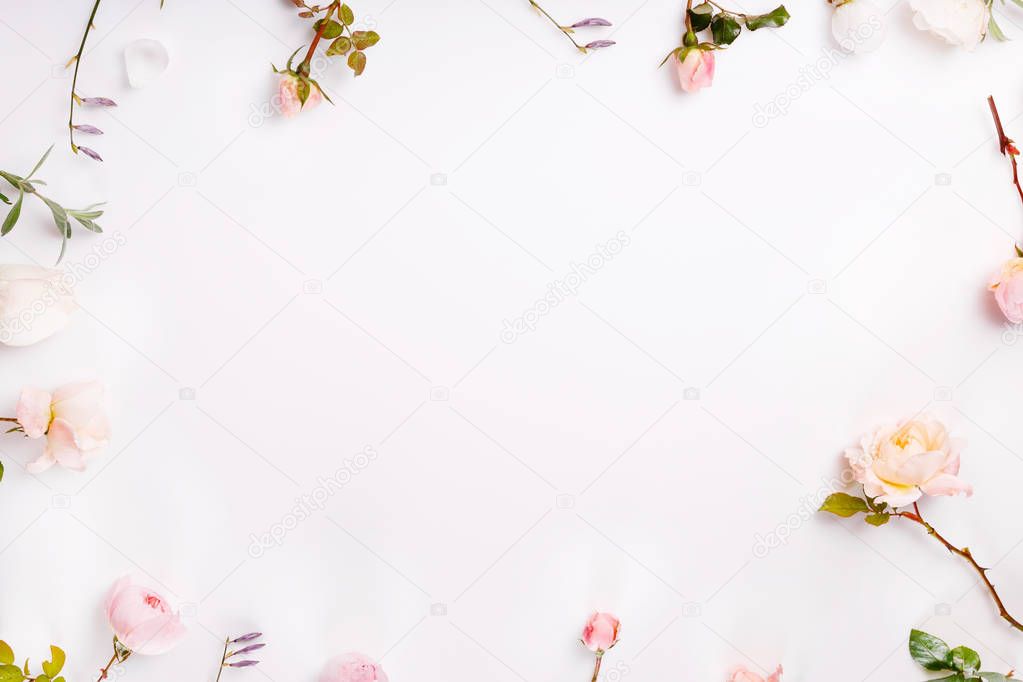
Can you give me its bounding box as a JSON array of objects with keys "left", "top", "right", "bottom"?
[
  {"left": 845, "top": 416, "right": 972, "bottom": 508},
  {"left": 104, "top": 576, "right": 187, "bottom": 655},
  {"left": 729, "top": 665, "right": 783, "bottom": 682},
  {"left": 581, "top": 612, "right": 620, "bottom": 653},
  {"left": 279, "top": 73, "right": 323, "bottom": 118},
  {"left": 319, "top": 653, "right": 388, "bottom": 682},
  {"left": 16, "top": 380, "right": 111, "bottom": 474},
  {"left": 989, "top": 257, "right": 1023, "bottom": 323},
  {"left": 676, "top": 48, "right": 715, "bottom": 93}
]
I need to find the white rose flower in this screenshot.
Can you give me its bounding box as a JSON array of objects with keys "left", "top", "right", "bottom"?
[
  {"left": 832, "top": 0, "right": 887, "bottom": 52},
  {"left": 909, "top": 0, "right": 990, "bottom": 50},
  {"left": 0, "top": 265, "right": 75, "bottom": 347}
]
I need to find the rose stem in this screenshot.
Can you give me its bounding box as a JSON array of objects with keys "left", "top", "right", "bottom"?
[
  {"left": 214, "top": 637, "right": 229, "bottom": 682},
  {"left": 590, "top": 653, "right": 603, "bottom": 682},
  {"left": 898, "top": 502, "right": 1023, "bottom": 632},
  {"left": 299, "top": 1, "right": 340, "bottom": 74},
  {"left": 0, "top": 418, "right": 18, "bottom": 423},
  {"left": 68, "top": 0, "right": 102, "bottom": 154},
  {"left": 528, "top": 0, "right": 587, "bottom": 52},
  {"left": 685, "top": 0, "right": 694, "bottom": 32},
  {"left": 988, "top": 96, "right": 1023, "bottom": 209},
  {"left": 95, "top": 652, "right": 118, "bottom": 682}
]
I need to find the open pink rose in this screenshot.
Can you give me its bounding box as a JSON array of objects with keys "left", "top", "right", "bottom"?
[
  {"left": 729, "top": 665, "right": 783, "bottom": 682},
  {"left": 16, "top": 380, "right": 110, "bottom": 474},
  {"left": 676, "top": 48, "right": 715, "bottom": 93},
  {"left": 279, "top": 73, "right": 323, "bottom": 118},
  {"left": 104, "top": 576, "right": 187, "bottom": 655},
  {"left": 845, "top": 416, "right": 972, "bottom": 508},
  {"left": 989, "top": 257, "right": 1023, "bottom": 323},
  {"left": 581, "top": 612, "right": 620, "bottom": 653},
  {"left": 319, "top": 653, "right": 388, "bottom": 682}
]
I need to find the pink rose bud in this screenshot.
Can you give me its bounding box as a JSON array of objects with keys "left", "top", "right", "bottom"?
[
  {"left": 989, "top": 257, "right": 1023, "bottom": 323},
  {"left": 675, "top": 48, "right": 715, "bottom": 93},
  {"left": 581, "top": 612, "right": 620, "bottom": 653},
  {"left": 571, "top": 18, "right": 613, "bottom": 27},
  {"left": 104, "top": 576, "right": 187, "bottom": 655},
  {"left": 319, "top": 653, "right": 388, "bottom": 682},
  {"left": 278, "top": 72, "right": 324, "bottom": 118},
  {"left": 729, "top": 665, "right": 783, "bottom": 682}
]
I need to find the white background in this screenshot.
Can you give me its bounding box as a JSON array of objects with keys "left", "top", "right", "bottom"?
[{"left": 2, "top": 0, "right": 1023, "bottom": 680}]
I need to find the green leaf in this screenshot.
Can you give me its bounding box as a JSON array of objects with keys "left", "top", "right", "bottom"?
[
  {"left": 0, "top": 460, "right": 4, "bottom": 484},
  {"left": 339, "top": 3, "right": 355, "bottom": 24},
  {"left": 950, "top": 646, "right": 981, "bottom": 675},
  {"left": 326, "top": 36, "right": 352, "bottom": 56},
  {"left": 2, "top": 191, "right": 23, "bottom": 236},
  {"left": 988, "top": 14, "right": 1009, "bottom": 41},
  {"left": 0, "top": 642, "right": 12, "bottom": 665},
  {"left": 688, "top": 2, "right": 714, "bottom": 31},
  {"left": 818, "top": 492, "right": 869, "bottom": 517},
  {"left": 711, "top": 13, "right": 741, "bottom": 45},
  {"left": 41, "top": 197, "right": 70, "bottom": 238},
  {"left": 348, "top": 50, "right": 366, "bottom": 76},
  {"left": 41, "top": 646, "right": 65, "bottom": 677},
  {"left": 315, "top": 19, "right": 343, "bottom": 38},
  {"left": 864, "top": 512, "right": 891, "bottom": 526},
  {"left": 352, "top": 30, "right": 380, "bottom": 50},
  {"left": 909, "top": 629, "right": 954, "bottom": 671},
  {"left": 979, "top": 673, "right": 1010, "bottom": 681},
  {"left": 25, "top": 145, "right": 53, "bottom": 180},
  {"left": 930, "top": 676, "right": 966, "bottom": 682},
  {"left": 0, "top": 192, "right": 9, "bottom": 205},
  {"left": 745, "top": 5, "right": 790, "bottom": 30},
  {"left": 0, "top": 665, "right": 21, "bottom": 682}
]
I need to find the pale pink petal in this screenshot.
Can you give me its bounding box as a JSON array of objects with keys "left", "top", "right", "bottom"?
[
  {"left": 920, "top": 473, "right": 973, "bottom": 497},
  {"left": 16, "top": 387, "right": 52, "bottom": 439},
  {"left": 25, "top": 450, "right": 57, "bottom": 474},
  {"left": 889, "top": 450, "right": 947, "bottom": 485},
  {"left": 766, "top": 665, "right": 783, "bottom": 682},
  {"left": 44, "top": 418, "right": 86, "bottom": 471},
  {"left": 122, "top": 613, "right": 187, "bottom": 655}
]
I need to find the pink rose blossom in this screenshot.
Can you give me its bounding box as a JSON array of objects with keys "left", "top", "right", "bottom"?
[
  {"left": 845, "top": 416, "right": 972, "bottom": 508},
  {"left": 104, "top": 576, "right": 187, "bottom": 655},
  {"left": 319, "top": 653, "right": 388, "bottom": 682},
  {"left": 279, "top": 73, "right": 323, "bottom": 118},
  {"left": 729, "top": 665, "right": 783, "bottom": 682},
  {"left": 16, "top": 380, "right": 111, "bottom": 474},
  {"left": 676, "top": 48, "right": 715, "bottom": 93},
  {"left": 581, "top": 612, "right": 620, "bottom": 653},
  {"left": 989, "top": 257, "right": 1023, "bottom": 323}
]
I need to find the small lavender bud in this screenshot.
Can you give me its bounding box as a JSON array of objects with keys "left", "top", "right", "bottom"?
[
  {"left": 229, "top": 644, "right": 266, "bottom": 657},
  {"left": 227, "top": 660, "right": 260, "bottom": 668},
  {"left": 73, "top": 124, "right": 104, "bottom": 135},
  {"left": 230, "top": 632, "right": 263, "bottom": 643},
  {"left": 81, "top": 97, "right": 117, "bottom": 106},
  {"left": 78, "top": 146, "right": 103, "bottom": 161},
  {"left": 584, "top": 40, "right": 616, "bottom": 49},
  {"left": 570, "top": 18, "right": 612, "bottom": 27}
]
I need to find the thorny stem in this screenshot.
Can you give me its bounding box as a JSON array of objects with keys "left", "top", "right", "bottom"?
[
  {"left": 898, "top": 502, "right": 1023, "bottom": 633},
  {"left": 528, "top": 0, "right": 587, "bottom": 52},
  {"left": 590, "top": 653, "right": 603, "bottom": 682},
  {"left": 94, "top": 652, "right": 118, "bottom": 682},
  {"left": 69, "top": 0, "right": 102, "bottom": 154},
  {"left": 300, "top": 1, "right": 340, "bottom": 73},
  {"left": 988, "top": 96, "right": 1023, "bottom": 218},
  {"left": 214, "top": 637, "right": 229, "bottom": 682}
]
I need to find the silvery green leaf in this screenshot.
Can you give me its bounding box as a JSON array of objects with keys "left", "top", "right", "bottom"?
[
  {"left": 2, "top": 191, "right": 23, "bottom": 236},
  {"left": 25, "top": 145, "right": 53, "bottom": 180}
]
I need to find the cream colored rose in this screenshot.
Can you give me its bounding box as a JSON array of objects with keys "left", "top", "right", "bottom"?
[
  {"left": 908, "top": 0, "right": 989, "bottom": 50},
  {"left": 845, "top": 417, "right": 972, "bottom": 507},
  {"left": 0, "top": 265, "right": 75, "bottom": 347}
]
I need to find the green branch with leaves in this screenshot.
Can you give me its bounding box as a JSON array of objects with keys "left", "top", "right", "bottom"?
[
  {"left": 0, "top": 147, "right": 105, "bottom": 263},
  {"left": 909, "top": 629, "right": 1016, "bottom": 681},
  {"left": 0, "top": 640, "right": 68, "bottom": 682}
]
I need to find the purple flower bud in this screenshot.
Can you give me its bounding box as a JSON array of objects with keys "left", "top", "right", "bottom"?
[
  {"left": 78, "top": 146, "right": 103, "bottom": 161},
  {"left": 73, "top": 124, "right": 104, "bottom": 135},
  {"left": 229, "top": 644, "right": 266, "bottom": 657},
  {"left": 584, "top": 40, "right": 616, "bottom": 49},
  {"left": 81, "top": 97, "right": 117, "bottom": 106},
  {"left": 227, "top": 661, "right": 260, "bottom": 668},
  {"left": 230, "top": 632, "right": 263, "bottom": 643},
  {"left": 570, "top": 18, "right": 612, "bottom": 27}
]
